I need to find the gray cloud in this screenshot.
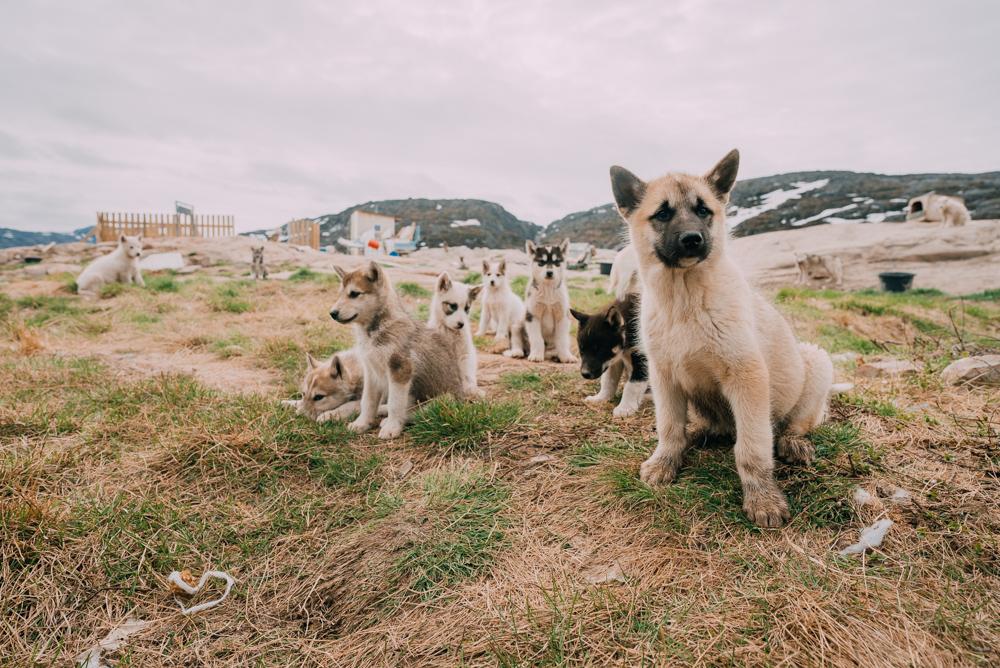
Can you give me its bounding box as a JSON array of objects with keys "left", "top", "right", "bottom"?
[{"left": 0, "top": 0, "right": 997, "bottom": 232}]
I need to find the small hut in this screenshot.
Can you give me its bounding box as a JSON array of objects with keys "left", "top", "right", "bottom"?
[{"left": 905, "top": 192, "right": 970, "bottom": 226}]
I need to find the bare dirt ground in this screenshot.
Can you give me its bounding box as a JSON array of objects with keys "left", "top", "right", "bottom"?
[{"left": 1, "top": 228, "right": 999, "bottom": 667}]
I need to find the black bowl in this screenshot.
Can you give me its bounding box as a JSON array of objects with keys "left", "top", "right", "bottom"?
[{"left": 878, "top": 271, "right": 914, "bottom": 293}]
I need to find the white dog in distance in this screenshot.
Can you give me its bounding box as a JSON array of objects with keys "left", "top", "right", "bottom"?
[{"left": 76, "top": 235, "right": 145, "bottom": 297}]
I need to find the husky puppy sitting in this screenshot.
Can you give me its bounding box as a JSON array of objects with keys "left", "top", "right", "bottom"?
[
  {"left": 330, "top": 262, "right": 467, "bottom": 439},
  {"left": 77, "top": 234, "right": 145, "bottom": 297},
  {"left": 611, "top": 149, "right": 834, "bottom": 528},
  {"left": 523, "top": 240, "right": 577, "bottom": 363},
  {"left": 429, "top": 272, "right": 484, "bottom": 398},
  {"left": 571, "top": 293, "right": 648, "bottom": 417},
  {"left": 477, "top": 258, "right": 527, "bottom": 358},
  {"left": 251, "top": 246, "right": 268, "bottom": 280},
  {"left": 283, "top": 350, "right": 365, "bottom": 421}
]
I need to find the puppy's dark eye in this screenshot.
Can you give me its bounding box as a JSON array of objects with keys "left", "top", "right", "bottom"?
[
  {"left": 348, "top": 290, "right": 361, "bottom": 299},
  {"left": 464, "top": 304, "right": 471, "bottom": 312},
  {"left": 312, "top": 394, "right": 325, "bottom": 401},
  {"left": 552, "top": 260, "right": 561, "bottom": 266},
  {"left": 694, "top": 202, "right": 712, "bottom": 218},
  {"left": 651, "top": 204, "right": 674, "bottom": 223}
]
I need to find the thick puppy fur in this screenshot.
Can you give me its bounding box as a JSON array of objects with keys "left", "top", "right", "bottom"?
[
  {"left": 251, "top": 246, "right": 268, "bottom": 280},
  {"left": 611, "top": 149, "right": 834, "bottom": 528},
  {"left": 571, "top": 293, "right": 649, "bottom": 417},
  {"left": 284, "top": 349, "right": 365, "bottom": 421},
  {"left": 478, "top": 258, "right": 527, "bottom": 358},
  {"left": 330, "top": 262, "right": 467, "bottom": 439},
  {"left": 523, "top": 239, "right": 577, "bottom": 363},
  {"left": 429, "top": 272, "right": 485, "bottom": 398},
  {"left": 76, "top": 234, "right": 145, "bottom": 297}
]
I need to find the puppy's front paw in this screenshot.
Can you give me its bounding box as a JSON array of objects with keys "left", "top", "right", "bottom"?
[
  {"left": 557, "top": 353, "right": 578, "bottom": 364},
  {"left": 527, "top": 352, "right": 545, "bottom": 362},
  {"left": 378, "top": 419, "right": 404, "bottom": 440},
  {"left": 743, "top": 486, "right": 790, "bottom": 528},
  {"left": 777, "top": 435, "right": 815, "bottom": 465},
  {"left": 503, "top": 349, "right": 525, "bottom": 359},
  {"left": 465, "top": 386, "right": 487, "bottom": 399},
  {"left": 348, "top": 419, "right": 371, "bottom": 433},
  {"left": 584, "top": 394, "right": 609, "bottom": 404},
  {"left": 639, "top": 456, "right": 677, "bottom": 485},
  {"left": 612, "top": 403, "right": 638, "bottom": 417}
]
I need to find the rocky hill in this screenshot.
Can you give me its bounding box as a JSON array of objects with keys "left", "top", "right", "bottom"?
[
  {"left": 313, "top": 199, "right": 541, "bottom": 249},
  {"left": 0, "top": 227, "right": 78, "bottom": 249},
  {"left": 543, "top": 171, "right": 1000, "bottom": 248}
]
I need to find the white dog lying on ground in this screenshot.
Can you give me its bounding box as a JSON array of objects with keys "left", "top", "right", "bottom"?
[{"left": 77, "top": 235, "right": 145, "bottom": 297}]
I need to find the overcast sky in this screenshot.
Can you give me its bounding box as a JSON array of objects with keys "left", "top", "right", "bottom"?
[{"left": 1, "top": 0, "right": 997, "bottom": 233}]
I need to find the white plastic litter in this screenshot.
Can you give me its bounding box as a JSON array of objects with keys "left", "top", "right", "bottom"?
[
  {"left": 76, "top": 618, "right": 151, "bottom": 668},
  {"left": 830, "top": 382, "right": 854, "bottom": 394},
  {"left": 839, "top": 519, "right": 893, "bottom": 556},
  {"left": 167, "top": 570, "right": 235, "bottom": 614},
  {"left": 889, "top": 487, "right": 912, "bottom": 504},
  {"left": 140, "top": 251, "right": 185, "bottom": 271}
]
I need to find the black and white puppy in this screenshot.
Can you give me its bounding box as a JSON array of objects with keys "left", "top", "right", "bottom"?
[{"left": 571, "top": 293, "right": 648, "bottom": 417}]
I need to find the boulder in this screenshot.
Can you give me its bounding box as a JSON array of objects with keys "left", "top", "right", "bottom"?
[
  {"left": 856, "top": 359, "right": 921, "bottom": 378},
  {"left": 940, "top": 355, "right": 1000, "bottom": 387}
]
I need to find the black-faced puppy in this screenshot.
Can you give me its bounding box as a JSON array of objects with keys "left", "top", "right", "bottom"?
[
  {"left": 571, "top": 292, "right": 648, "bottom": 417},
  {"left": 611, "top": 149, "right": 834, "bottom": 528},
  {"left": 524, "top": 240, "right": 577, "bottom": 363}
]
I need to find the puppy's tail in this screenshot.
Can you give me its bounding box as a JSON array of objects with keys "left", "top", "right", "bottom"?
[{"left": 609, "top": 244, "right": 640, "bottom": 301}]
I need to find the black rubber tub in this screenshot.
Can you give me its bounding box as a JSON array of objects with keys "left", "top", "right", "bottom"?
[
  {"left": 599, "top": 262, "right": 614, "bottom": 276},
  {"left": 878, "top": 271, "right": 914, "bottom": 293}
]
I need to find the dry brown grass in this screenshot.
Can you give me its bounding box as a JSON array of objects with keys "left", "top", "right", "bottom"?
[{"left": 0, "top": 271, "right": 998, "bottom": 666}]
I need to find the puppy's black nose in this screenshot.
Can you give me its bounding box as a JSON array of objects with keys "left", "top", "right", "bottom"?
[
  {"left": 581, "top": 369, "right": 595, "bottom": 380},
  {"left": 546, "top": 270, "right": 553, "bottom": 278},
  {"left": 330, "top": 309, "right": 339, "bottom": 321},
  {"left": 456, "top": 321, "right": 464, "bottom": 329},
  {"left": 680, "top": 231, "right": 704, "bottom": 251}
]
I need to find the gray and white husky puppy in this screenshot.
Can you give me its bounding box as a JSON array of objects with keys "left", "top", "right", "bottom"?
[
  {"left": 429, "top": 272, "right": 484, "bottom": 398},
  {"left": 251, "top": 246, "right": 268, "bottom": 280},
  {"left": 330, "top": 262, "right": 467, "bottom": 439},
  {"left": 523, "top": 240, "right": 577, "bottom": 363}
]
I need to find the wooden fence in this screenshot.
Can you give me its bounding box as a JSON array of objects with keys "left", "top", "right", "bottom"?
[
  {"left": 286, "top": 219, "right": 321, "bottom": 249},
  {"left": 93, "top": 212, "right": 235, "bottom": 242}
]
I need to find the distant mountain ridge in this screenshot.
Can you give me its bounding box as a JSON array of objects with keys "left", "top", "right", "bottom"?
[
  {"left": 312, "top": 198, "right": 541, "bottom": 249},
  {"left": 543, "top": 170, "right": 1000, "bottom": 248},
  {"left": 0, "top": 226, "right": 91, "bottom": 249}
]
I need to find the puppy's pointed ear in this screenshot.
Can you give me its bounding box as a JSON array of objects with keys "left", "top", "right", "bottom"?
[
  {"left": 570, "top": 308, "right": 589, "bottom": 324},
  {"left": 560, "top": 238, "right": 570, "bottom": 255},
  {"left": 332, "top": 265, "right": 346, "bottom": 282},
  {"left": 610, "top": 166, "right": 646, "bottom": 215},
  {"left": 306, "top": 352, "right": 319, "bottom": 370},
  {"left": 436, "top": 272, "right": 452, "bottom": 292},
  {"left": 705, "top": 149, "right": 740, "bottom": 200},
  {"left": 468, "top": 285, "right": 482, "bottom": 302},
  {"left": 330, "top": 355, "right": 343, "bottom": 378},
  {"left": 119, "top": 234, "right": 127, "bottom": 244},
  {"left": 498, "top": 258, "right": 506, "bottom": 274},
  {"left": 482, "top": 259, "right": 490, "bottom": 274},
  {"left": 606, "top": 304, "right": 625, "bottom": 329},
  {"left": 136, "top": 235, "right": 142, "bottom": 243},
  {"left": 366, "top": 261, "right": 383, "bottom": 284},
  {"left": 525, "top": 240, "right": 536, "bottom": 256}
]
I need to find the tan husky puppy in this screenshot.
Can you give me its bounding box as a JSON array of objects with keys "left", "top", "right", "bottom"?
[
  {"left": 284, "top": 350, "right": 364, "bottom": 422},
  {"left": 330, "top": 262, "right": 466, "bottom": 439},
  {"left": 611, "top": 149, "right": 833, "bottom": 527}
]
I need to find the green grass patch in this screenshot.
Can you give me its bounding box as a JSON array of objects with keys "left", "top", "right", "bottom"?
[
  {"left": 500, "top": 370, "right": 544, "bottom": 391},
  {"left": 14, "top": 294, "right": 84, "bottom": 325},
  {"left": 570, "top": 438, "right": 649, "bottom": 468},
  {"left": 836, "top": 393, "right": 904, "bottom": 418},
  {"left": 145, "top": 274, "right": 180, "bottom": 292},
  {"left": 397, "top": 281, "right": 431, "bottom": 298},
  {"left": 209, "top": 282, "right": 253, "bottom": 313},
  {"left": 462, "top": 271, "right": 482, "bottom": 285},
  {"left": 393, "top": 466, "right": 510, "bottom": 597},
  {"left": 962, "top": 288, "right": 1000, "bottom": 302},
  {"left": 817, "top": 324, "right": 879, "bottom": 354},
  {"left": 510, "top": 275, "right": 529, "bottom": 296},
  {"left": 408, "top": 396, "right": 523, "bottom": 452}
]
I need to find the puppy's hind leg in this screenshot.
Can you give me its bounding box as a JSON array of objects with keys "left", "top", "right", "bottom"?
[
  {"left": 503, "top": 320, "right": 526, "bottom": 358},
  {"left": 476, "top": 302, "right": 492, "bottom": 336},
  {"left": 777, "top": 343, "right": 834, "bottom": 465},
  {"left": 379, "top": 352, "right": 413, "bottom": 439},
  {"left": 613, "top": 351, "right": 648, "bottom": 417}
]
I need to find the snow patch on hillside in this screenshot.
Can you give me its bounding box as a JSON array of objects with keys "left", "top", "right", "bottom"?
[
  {"left": 791, "top": 203, "right": 858, "bottom": 227},
  {"left": 450, "top": 219, "right": 481, "bottom": 228},
  {"left": 727, "top": 179, "right": 829, "bottom": 229}
]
